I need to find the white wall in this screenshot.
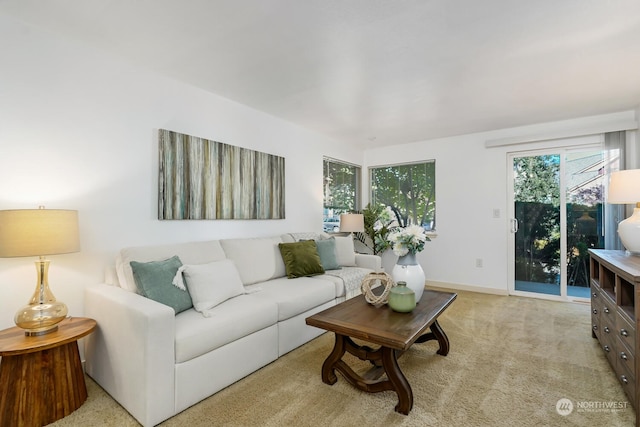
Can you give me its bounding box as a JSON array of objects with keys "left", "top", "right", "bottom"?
[
  {"left": 365, "top": 111, "right": 638, "bottom": 295},
  {"left": 1, "top": 15, "right": 637, "bottom": 332},
  {"left": 0, "top": 16, "right": 362, "bottom": 329}
]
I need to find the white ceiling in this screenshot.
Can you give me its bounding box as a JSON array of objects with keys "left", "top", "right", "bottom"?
[{"left": 2, "top": 0, "right": 640, "bottom": 148}]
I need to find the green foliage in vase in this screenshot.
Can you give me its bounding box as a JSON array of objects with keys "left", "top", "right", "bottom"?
[{"left": 355, "top": 204, "right": 407, "bottom": 255}]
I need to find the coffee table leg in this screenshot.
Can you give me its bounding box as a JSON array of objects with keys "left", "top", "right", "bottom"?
[
  {"left": 430, "top": 320, "right": 450, "bottom": 356},
  {"left": 381, "top": 347, "right": 413, "bottom": 415},
  {"left": 415, "top": 320, "right": 450, "bottom": 356},
  {"left": 319, "top": 335, "right": 414, "bottom": 414},
  {"left": 322, "top": 333, "right": 347, "bottom": 385}
]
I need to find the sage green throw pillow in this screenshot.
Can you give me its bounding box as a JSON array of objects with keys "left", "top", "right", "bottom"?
[
  {"left": 315, "top": 237, "right": 341, "bottom": 270},
  {"left": 130, "top": 255, "right": 193, "bottom": 314},
  {"left": 278, "top": 240, "right": 325, "bottom": 279}
]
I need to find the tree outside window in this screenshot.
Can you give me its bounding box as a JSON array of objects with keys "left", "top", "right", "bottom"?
[
  {"left": 370, "top": 161, "right": 436, "bottom": 230},
  {"left": 323, "top": 158, "right": 361, "bottom": 232}
]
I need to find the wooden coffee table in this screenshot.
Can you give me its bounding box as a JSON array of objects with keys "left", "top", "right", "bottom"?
[{"left": 305, "top": 289, "right": 456, "bottom": 415}]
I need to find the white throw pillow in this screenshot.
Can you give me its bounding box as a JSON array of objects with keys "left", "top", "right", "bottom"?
[
  {"left": 333, "top": 235, "right": 357, "bottom": 267},
  {"left": 173, "top": 259, "right": 245, "bottom": 313}
]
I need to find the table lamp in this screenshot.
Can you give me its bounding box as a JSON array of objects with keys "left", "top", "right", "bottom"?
[
  {"left": 608, "top": 169, "right": 640, "bottom": 254},
  {"left": 339, "top": 213, "right": 364, "bottom": 233},
  {"left": 0, "top": 207, "right": 79, "bottom": 335}
]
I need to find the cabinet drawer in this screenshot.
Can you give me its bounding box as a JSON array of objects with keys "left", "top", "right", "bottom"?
[
  {"left": 599, "top": 312, "right": 615, "bottom": 340},
  {"left": 600, "top": 297, "right": 616, "bottom": 325},
  {"left": 591, "top": 285, "right": 603, "bottom": 337},
  {"left": 590, "top": 284, "right": 602, "bottom": 306},
  {"left": 591, "top": 313, "right": 600, "bottom": 338},
  {"left": 616, "top": 336, "right": 636, "bottom": 377},
  {"left": 617, "top": 360, "right": 636, "bottom": 405},
  {"left": 616, "top": 313, "right": 636, "bottom": 354},
  {"left": 600, "top": 330, "right": 617, "bottom": 369}
]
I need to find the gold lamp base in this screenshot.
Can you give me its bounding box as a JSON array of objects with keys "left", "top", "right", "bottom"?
[
  {"left": 14, "top": 257, "right": 68, "bottom": 336},
  {"left": 15, "top": 301, "right": 68, "bottom": 336}
]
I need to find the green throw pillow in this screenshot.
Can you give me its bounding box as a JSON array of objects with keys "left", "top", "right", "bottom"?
[
  {"left": 278, "top": 240, "right": 325, "bottom": 279},
  {"left": 315, "top": 237, "right": 341, "bottom": 270},
  {"left": 130, "top": 256, "right": 193, "bottom": 314}
]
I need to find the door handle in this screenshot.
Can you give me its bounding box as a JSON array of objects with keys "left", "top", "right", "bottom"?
[{"left": 510, "top": 218, "right": 519, "bottom": 233}]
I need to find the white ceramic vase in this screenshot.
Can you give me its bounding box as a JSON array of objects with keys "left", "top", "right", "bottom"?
[{"left": 391, "top": 253, "right": 425, "bottom": 303}]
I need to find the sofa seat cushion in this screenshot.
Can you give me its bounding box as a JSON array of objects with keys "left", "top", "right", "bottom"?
[
  {"left": 174, "top": 294, "right": 278, "bottom": 363},
  {"left": 321, "top": 267, "right": 373, "bottom": 299},
  {"left": 247, "top": 277, "right": 336, "bottom": 321}
]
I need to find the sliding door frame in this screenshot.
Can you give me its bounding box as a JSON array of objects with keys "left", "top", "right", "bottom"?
[{"left": 507, "top": 143, "right": 601, "bottom": 302}]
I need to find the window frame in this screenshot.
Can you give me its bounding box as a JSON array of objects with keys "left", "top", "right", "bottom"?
[
  {"left": 323, "top": 157, "right": 362, "bottom": 232},
  {"left": 369, "top": 159, "right": 436, "bottom": 231}
]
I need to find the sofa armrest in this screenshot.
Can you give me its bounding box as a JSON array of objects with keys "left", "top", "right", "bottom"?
[
  {"left": 84, "top": 283, "right": 176, "bottom": 427},
  {"left": 355, "top": 253, "right": 381, "bottom": 271}
]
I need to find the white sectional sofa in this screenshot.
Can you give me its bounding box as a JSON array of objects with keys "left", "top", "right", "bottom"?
[{"left": 84, "top": 232, "right": 380, "bottom": 427}]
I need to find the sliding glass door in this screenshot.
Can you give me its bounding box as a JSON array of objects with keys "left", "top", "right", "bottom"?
[
  {"left": 511, "top": 153, "right": 562, "bottom": 296},
  {"left": 509, "top": 148, "right": 605, "bottom": 300},
  {"left": 565, "top": 151, "right": 605, "bottom": 297}
]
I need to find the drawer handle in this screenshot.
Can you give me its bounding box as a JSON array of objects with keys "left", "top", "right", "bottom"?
[
  {"left": 620, "top": 352, "right": 628, "bottom": 361},
  {"left": 621, "top": 329, "right": 629, "bottom": 337},
  {"left": 593, "top": 325, "right": 598, "bottom": 331},
  {"left": 593, "top": 292, "right": 598, "bottom": 298},
  {"left": 604, "top": 326, "right": 610, "bottom": 334},
  {"left": 592, "top": 308, "right": 598, "bottom": 314},
  {"left": 604, "top": 345, "right": 611, "bottom": 352},
  {"left": 621, "top": 375, "right": 629, "bottom": 384},
  {"left": 604, "top": 307, "right": 610, "bottom": 314}
]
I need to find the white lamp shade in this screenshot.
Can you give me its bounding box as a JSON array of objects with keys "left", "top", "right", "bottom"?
[
  {"left": 339, "top": 213, "right": 364, "bottom": 232},
  {"left": 608, "top": 169, "right": 640, "bottom": 204},
  {"left": 0, "top": 209, "right": 80, "bottom": 257},
  {"left": 608, "top": 170, "right": 640, "bottom": 254}
]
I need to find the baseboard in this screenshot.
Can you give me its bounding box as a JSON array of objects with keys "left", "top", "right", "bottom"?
[{"left": 426, "top": 280, "right": 509, "bottom": 296}]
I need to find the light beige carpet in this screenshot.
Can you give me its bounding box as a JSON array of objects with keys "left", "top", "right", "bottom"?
[{"left": 50, "top": 290, "right": 635, "bottom": 427}]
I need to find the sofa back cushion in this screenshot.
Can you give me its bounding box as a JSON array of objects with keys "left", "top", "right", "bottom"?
[
  {"left": 220, "top": 237, "right": 286, "bottom": 285},
  {"left": 281, "top": 232, "right": 330, "bottom": 243},
  {"left": 333, "top": 235, "right": 357, "bottom": 267},
  {"left": 116, "top": 240, "right": 226, "bottom": 293}
]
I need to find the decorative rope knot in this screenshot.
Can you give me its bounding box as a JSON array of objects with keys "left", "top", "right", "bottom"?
[{"left": 360, "top": 272, "right": 396, "bottom": 305}]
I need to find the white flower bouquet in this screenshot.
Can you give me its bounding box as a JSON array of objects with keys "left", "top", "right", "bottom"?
[{"left": 387, "top": 224, "right": 430, "bottom": 256}]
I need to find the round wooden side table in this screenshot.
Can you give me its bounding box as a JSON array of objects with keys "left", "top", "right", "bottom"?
[{"left": 0, "top": 317, "right": 96, "bottom": 427}]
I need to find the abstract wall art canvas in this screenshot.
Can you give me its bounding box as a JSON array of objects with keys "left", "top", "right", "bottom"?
[{"left": 158, "top": 129, "right": 285, "bottom": 220}]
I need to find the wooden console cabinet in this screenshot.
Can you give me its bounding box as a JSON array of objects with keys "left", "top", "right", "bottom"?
[{"left": 589, "top": 249, "right": 640, "bottom": 425}]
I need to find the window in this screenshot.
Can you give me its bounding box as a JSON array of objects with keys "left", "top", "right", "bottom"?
[
  {"left": 370, "top": 161, "right": 436, "bottom": 230},
  {"left": 323, "top": 157, "right": 361, "bottom": 232}
]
